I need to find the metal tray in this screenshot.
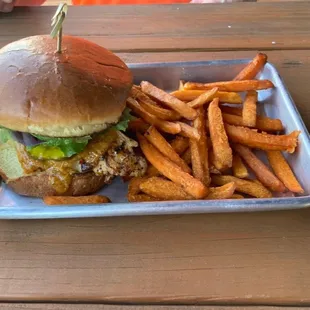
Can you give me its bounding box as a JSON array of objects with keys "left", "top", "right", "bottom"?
[{"left": 0, "top": 59, "right": 309, "bottom": 219}]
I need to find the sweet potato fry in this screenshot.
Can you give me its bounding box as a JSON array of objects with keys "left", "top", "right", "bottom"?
[
  {"left": 126, "top": 97, "right": 181, "bottom": 135},
  {"left": 188, "top": 88, "right": 218, "bottom": 108},
  {"left": 232, "top": 154, "right": 249, "bottom": 179},
  {"left": 184, "top": 80, "right": 274, "bottom": 92},
  {"left": 178, "top": 122, "right": 201, "bottom": 141},
  {"left": 170, "top": 136, "right": 189, "bottom": 155},
  {"left": 140, "top": 81, "right": 197, "bottom": 120},
  {"left": 43, "top": 195, "right": 111, "bottom": 205},
  {"left": 171, "top": 90, "right": 242, "bottom": 104},
  {"left": 182, "top": 148, "right": 192, "bottom": 165},
  {"left": 179, "top": 80, "right": 185, "bottom": 90},
  {"left": 128, "top": 177, "right": 149, "bottom": 195},
  {"left": 231, "top": 194, "right": 245, "bottom": 199},
  {"left": 225, "top": 124, "right": 300, "bottom": 153},
  {"left": 131, "top": 86, "right": 181, "bottom": 121},
  {"left": 242, "top": 90, "right": 258, "bottom": 127},
  {"left": 233, "top": 144, "right": 286, "bottom": 192},
  {"left": 234, "top": 53, "right": 268, "bottom": 81},
  {"left": 128, "top": 118, "right": 150, "bottom": 133},
  {"left": 139, "top": 177, "right": 193, "bottom": 200},
  {"left": 208, "top": 98, "right": 233, "bottom": 171},
  {"left": 146, "top": 165, "right": 160, "bottom": 177},
  {"left": 208, "top": 149, "right": 221, "bottom": 174},
  {"left": 206, "top": 182, "right": 236, "bottom": 200},
  {"left": 138, "top": 134, "right": 208, "bottom": 199},
  {"left": 221, "top": 112, "right": 284, "bottom": 132},
  {"left": 127, "top": 193, "right": 160, "bottom": 202},
  {"left": 191, "top": 107, "right": 210, "bottom": 185},
  {"left": 145, "top": 126, "right": 191, "bottom": 174},
  {"left": 211, "top": 175, "right": 272, "bottom": 198},
  {"left": 267, "top": 151, "right": 304, "bottom": 193}
]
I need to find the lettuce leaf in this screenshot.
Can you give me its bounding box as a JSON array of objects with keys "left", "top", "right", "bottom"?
[
  {"left": 0, "top": 127, "right": 13, "bottom": 143},
  {"left": 111, "top": 108, "right": 135, "bottom": 132}
]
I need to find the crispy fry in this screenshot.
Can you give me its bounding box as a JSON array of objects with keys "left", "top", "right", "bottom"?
[
  {"left": 179, "top": 80, "right": 185, "bottom": 90},
  {"left": 128, "top": 177, "right": 149, "bottom": 195},
  {"left": 267, "top": 151, "right": 304, "bottom": 193},
  {"left": 225, "top": 124, "right": 300, "bottom": 153},
  {"left": 231, "top": 194, "right": 245, "bottom": 199},
  {"left": 182, "top": 148, "right": 192, "bottom": 165},
  {"left": 128, "top": 118, "right": 150, "bottom": 133},
  {"left": 211, "top": 175, "right": 272, "bottom": 198},
  {"left": 232, "top": 154, "right": 249, "bottom": 179},
  {"left": 221, "top": 112, "right": 284, "bottom": 132},
  {"left": 131, "top": 86, "right": 181, "bottom": 121},
  {"left": 208, "top": 98, "right": 233, "bottom": 171},
  {"left": 188, "top": 88, "right": 218, "bottom": 108},
  {"left": 170, "top": 136, "right": 189, "bottom": 155},
  {"left": 127, "top": 193, "right": 160, "bottom": 202},
  {"left": 139, "top": 177, "right": 193, "bottom": 200},
  {"left": 208, "top": 149, "right": 221, "bottom": 174},
  {"left": 126, "top": 97, "right": 181, "bottom": 135},
  {"left": 140, "top": 81, "right": 197, "bottom": 120},
  {"left": 171, "top": 90, "right": 242, "bottom": 104},
  {"left": 192, "top": 107, "right": 210, "bottom": 185},
  {"left": 234, "top": 144, "right": 286, "bottom": 192},
  {"left": 138, "top": 134, "right": 208, "bottom": 199},
  {"left": 234, "top": 53, "right": 268, "bottom": 81},
  {"left": 242, "top": 90, "right": 258, "bottom": 127},
  {"left": 43, "top": 195, "right": 111, "bottom": 205},
  {"left": 145, "top": 126, "right": 191, "bottom": 173},
  {"left": 178, "top": 122, "right": 201, "bottom": 141},
  {"left": 206, "top": 182, "right": 236, "bottom": 200},
  {"left": 146, "top": 165, "right": 160, "bottom": 177},
  {"left": 184, "top": 80, "right": 274, "bottom": 92}
]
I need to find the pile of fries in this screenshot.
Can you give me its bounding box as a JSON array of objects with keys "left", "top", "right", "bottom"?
[{"left": 126, "top": 53, "right": 304, "bottom": 202}]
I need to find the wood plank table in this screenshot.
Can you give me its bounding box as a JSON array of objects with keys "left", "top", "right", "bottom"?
[{"left": 0, "top": 3, "right": 310, "bottom": 309}]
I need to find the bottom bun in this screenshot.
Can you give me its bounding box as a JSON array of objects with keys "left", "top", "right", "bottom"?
[{"left": 7, "top": 172, "right": 111, "bottom": 198}]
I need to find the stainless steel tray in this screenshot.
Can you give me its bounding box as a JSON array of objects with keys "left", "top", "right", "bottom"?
[{"left": 0, "top": 59, "right": 309, "bottom": 219}]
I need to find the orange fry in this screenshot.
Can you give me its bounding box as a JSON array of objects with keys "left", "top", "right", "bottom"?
[
  {"left": 178, "top": 122, "right": 201, "bottom": 141},
  {"left": 145, "top": 126, "right": 191, "bottom": 174},
  {"left": 128, "top": 177, "right": 149, "bottom": 195},
  {"left": 188, "top": 88, "right": 218, "bottom": 108},
  {"left": 43, "top": 195, "right": 111, "bottom": 205},
  {"left": 242, "top": 90, "right": 258, "bottom": 127},
  {"left": 234, "top": 53, "right": 268, "bottom": 81},
  {"left": 171, "top": 90, "right": 242, "bottom": 104},
  {"left": 170, "top": 136, "right": 189, "bottom": 155},
  {"left": 232, "top": 154, "right": 249, "bottom": 179},
  {"left": 138, "top": 134, "right": 208, "bottom": 199},
  {"left": 139, "top": 177, "right": 193, "bottom": 200},
  {"left": 182, "top": 148, "right": 192, "bottom": 165},
  {"left": 221, "top": 112, "right": 283, "bottom": 132},
  {"left": 212, "top": 175, "right": 272, "bottom": 198},
  {"left": 231, "top": 194, "right": 245, "bottom": 199},
  {"left": 208, "top": 149, "right": 221, "bottom": 175},
  {"left": 140, "top": 81, "right": 197, "bottom": 120},
  {"left": 146, "top": 165, "right": 160, "bottom": 177},
  {"left": 208, "top": 98, "right": 233, "bottom": 171},
  {"left": 179, "top": 80, "right": 185, "bottom": 90},
  {"left": 184, "top": 80, "right": 274, "bottom": 92},
  {"left": 126, "top": 97, "right": 181, "bottom": 135},
  {"left": 128, "top": 118, "right": 150, "bottom": 133},
  {"left": 267, "top": 151, "right": 304, "bottom": 193},
  {"left": 225, "top": 124, "right": 300, "bottom": 153},
  {"left": 234, "top": 144, "right": 286, "bottom": 192},
  {"left": 131, "top": 86, "right": 181, "bottom": 121},
  {"left": 206, "top": 182, "right": 236, "bottom": 200},
  {"left": 127, "top": 193, "right": 160, "bottom": 202}
]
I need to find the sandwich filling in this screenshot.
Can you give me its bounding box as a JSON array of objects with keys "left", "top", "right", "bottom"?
[{"left": 0, "top": 109, "right": 147, "bottom": 194}]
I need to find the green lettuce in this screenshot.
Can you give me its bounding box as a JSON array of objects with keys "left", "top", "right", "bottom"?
[
  {"left": 0, "top": 127, "right": 13, "bottom": 143},
  {"left": 111, "top": 108, "right": 135, "bottom": 132}
]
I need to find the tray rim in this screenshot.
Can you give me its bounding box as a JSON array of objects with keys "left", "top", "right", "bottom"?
[{"left": 1, "top": 59, "right": 309, "bottom": 219}]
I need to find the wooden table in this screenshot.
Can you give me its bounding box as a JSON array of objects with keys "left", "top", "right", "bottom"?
[{"left": 1, "top": 3, "right": 310, "bottom": 309}]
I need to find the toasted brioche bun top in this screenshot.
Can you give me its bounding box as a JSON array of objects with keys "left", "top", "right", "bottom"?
[{"left": 0, "top": 35, "right": 132, "bottom": 137}]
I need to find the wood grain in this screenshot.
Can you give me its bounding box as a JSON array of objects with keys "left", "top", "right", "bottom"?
[
  {"left": 2, "top": 306, "right": 310, "bottom": 310},
  {"left": 0, "top": 3, "right": 310, "bottom": 52},
  {"left": 1, "top": 208, "right": 310, "bottom": 304}
]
